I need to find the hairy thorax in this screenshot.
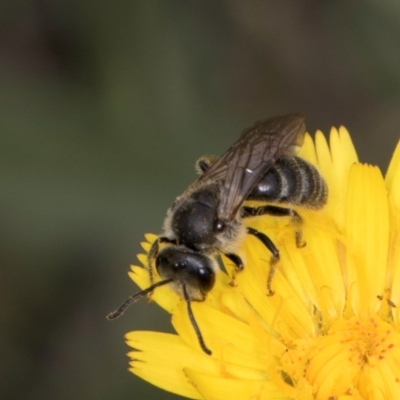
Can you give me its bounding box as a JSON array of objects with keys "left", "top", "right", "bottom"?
[{"left": 163, "top": 181, "right": 246, "bottom": 255}]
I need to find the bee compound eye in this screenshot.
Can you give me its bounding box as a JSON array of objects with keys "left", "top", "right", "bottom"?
[
  {"left": 196, "top": 265, "right": 215, "bottom": 293},
  {"left": 156, "top": 249, "right": 186, "bottom": 274},
  {"left": 173, "top": 261, "right": 186, "bottom": 270}
]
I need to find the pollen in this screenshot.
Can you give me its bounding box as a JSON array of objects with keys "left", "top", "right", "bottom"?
[{"left": 280, "top": 316, "right": 400, "bottom": 399}]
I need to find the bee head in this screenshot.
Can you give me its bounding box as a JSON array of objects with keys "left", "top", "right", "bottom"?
[{"left": 155, "top": 246, "right": 216, "bottom": 301}]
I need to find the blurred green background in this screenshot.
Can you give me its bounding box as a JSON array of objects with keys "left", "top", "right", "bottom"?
[{"left": 1, "top": 1, "right": 399, "bottom": 399}]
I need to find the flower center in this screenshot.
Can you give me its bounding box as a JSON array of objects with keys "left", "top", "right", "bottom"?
[{"left": 280, "top": 316, "right": 400, "bottom": 399}]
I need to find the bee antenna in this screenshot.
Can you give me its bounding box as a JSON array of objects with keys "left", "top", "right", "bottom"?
[
  {"left": 106, "top": 278, "right": 173, "bottom": 320},
  {"left": 182, "top": 285, "right": 212, "bottom": 356}
]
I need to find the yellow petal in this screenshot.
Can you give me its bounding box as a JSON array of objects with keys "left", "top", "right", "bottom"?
[
  {"left": 126, "top": 331, "right": 213, "bottom": 399},
  {"left": 329, "top": 126, "right": 358, "bottom": 230},
  {"left": 385, "top": 143, "right": 400, "bottom": 323},
  {"left": 297, "top": 222, "right": 345, "bottom": 319},
  {"left": 184, "top": 369, "right": 290, "bottom": 400},
  {"left": 345, "top": 164, "right": 389, "bottom": 315},
  {"left": 386, "top": 140, "right": 400, "bottom": 197},
  {"left": 238, "top": 231, "right": 315, "bottom": 340},
  {"left": 298, "top": 132, "right": 318, "bottom": 165},
  {"left": 386, "top": 140, "right": 400, "bottom": 203},
  {"left": 117, "top": 129, "right": 400, "bottom": 400},
  {"left": 172, "top": 300, "right": 271, "bottom": 372}
]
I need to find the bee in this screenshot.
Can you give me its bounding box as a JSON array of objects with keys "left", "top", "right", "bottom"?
[{"left": 107, "top": 114, "right": 327, "bottom": 355}]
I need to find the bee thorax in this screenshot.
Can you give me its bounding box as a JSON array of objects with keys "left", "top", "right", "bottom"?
[{"left": 169, "top": 184, "right": 222, "bottom": 250}]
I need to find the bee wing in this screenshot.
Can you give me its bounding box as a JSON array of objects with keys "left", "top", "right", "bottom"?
[{"left": 198, "top": 114, "right": 306, "bottom": 223}]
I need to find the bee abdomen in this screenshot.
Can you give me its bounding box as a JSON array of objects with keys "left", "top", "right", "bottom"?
[{"left": 248, "top": 157, "right": 327, "bottom": 209}]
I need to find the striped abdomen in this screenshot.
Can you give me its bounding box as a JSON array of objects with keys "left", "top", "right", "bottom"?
[{"left": 248, "top": 156, "right": 327, "bottom": 209}]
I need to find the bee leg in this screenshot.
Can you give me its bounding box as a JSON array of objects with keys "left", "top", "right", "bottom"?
[
  {"left": 223, "top": 252, "right": 244, "bottom": 286},
  {"left": 246, "top": 227, "right": 280, "bottom": 260},
  {"left": 148, "top": 236, "right": 177, "bottom": 286},
  {"left": 246, "top": 227, "right": 279, "bottom": 296},
  {"left": 224, "top": 252, "right": 244, "bottom": 271},
  {"left": 242, "top": 205, "right": 305, "bottom": 248}
]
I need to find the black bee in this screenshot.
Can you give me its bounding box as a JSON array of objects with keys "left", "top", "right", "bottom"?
[{"left": 107, "top": 114, "right": 327, "bottom": 355}]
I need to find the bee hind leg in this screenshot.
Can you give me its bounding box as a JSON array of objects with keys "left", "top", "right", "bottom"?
[{"left": 242, "top": 205, "right": 305, "bottom": 248}]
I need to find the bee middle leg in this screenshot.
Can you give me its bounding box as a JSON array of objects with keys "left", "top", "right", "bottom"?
[
  {"left": 224, "top": 253, "right": 244, "bottom": 271},
  {"left": 222, "top": 252, "right": 244, "bottom": 286}
]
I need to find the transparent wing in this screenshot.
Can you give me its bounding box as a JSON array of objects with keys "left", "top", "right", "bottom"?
[{"left": 198, "top": 114, "right": 306, "bottom": 223}]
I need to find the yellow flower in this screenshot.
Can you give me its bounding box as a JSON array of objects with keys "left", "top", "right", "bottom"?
[{"left": 125, "top": 127, "right": 400, "bottom": 400}]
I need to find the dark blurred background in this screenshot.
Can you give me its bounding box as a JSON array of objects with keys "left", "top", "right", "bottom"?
[{"left": 1, "top": 1, "right": 399, "bottom": 399}]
